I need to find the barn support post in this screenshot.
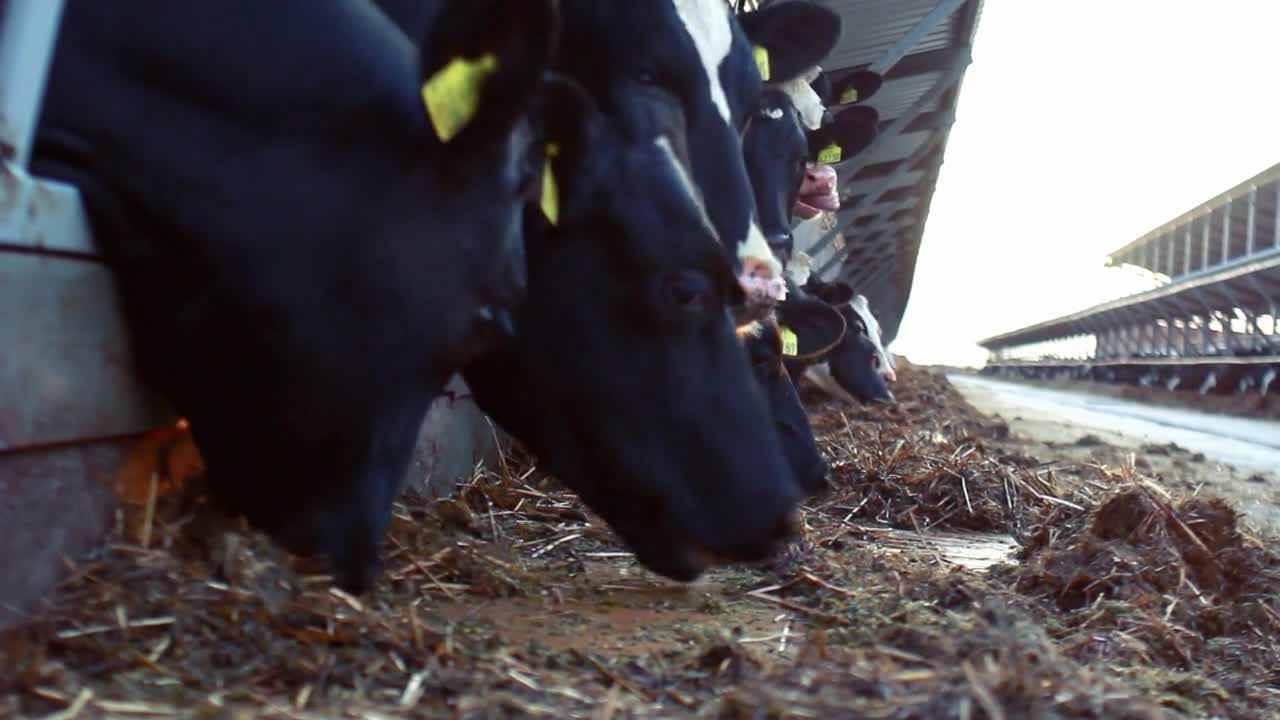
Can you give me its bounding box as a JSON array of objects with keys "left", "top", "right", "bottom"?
[
  {"left": 1201, "top": 212, "right": 1211, "bottom": 271},
  {"left": 1183, "top": 225, "right": 1193, "bottom": 276},
  {"left": 1220, "top": 198, "right": 1232, "bottom": 267},
  {"left": 868, "top": 0, "right": 971, "bottom": 75},
  {"left": 1246, "top": 185, "right": 1258, "bottom": 256},
  {"left": 0, "top": 0, "right": 66, "bottom": 169}
]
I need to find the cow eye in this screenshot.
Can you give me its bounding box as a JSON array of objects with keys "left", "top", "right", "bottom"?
[
  {"left": 637, "top": 68, "right": 659, "bottom": 85},
  {"left": 870, "top": 354, "right": 880, "bottom": 369},
  {"left": 662, "top": 270, "right": 711, "bottom": 313}
]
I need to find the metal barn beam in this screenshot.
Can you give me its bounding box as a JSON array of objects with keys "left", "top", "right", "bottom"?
[
  {"left": 867, "top": 0, "right": 972, "bottom": 75},
  {"left": 0, "top": 0, "right": 67, "bottom": 168}
]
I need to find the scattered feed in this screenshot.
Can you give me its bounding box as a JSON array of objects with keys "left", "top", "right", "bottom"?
[{"left": 3, "top": 364, "right": 1277, "bottom": 718}]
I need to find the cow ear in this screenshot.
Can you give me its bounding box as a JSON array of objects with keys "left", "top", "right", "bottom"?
[
  {"left": 416, "top": 0, "right": 558, "bottom": 150},
  {"left": 808, "top": 105, "right": 879, "bottom": 164},
  {"left": 777, "top": 296, "right": 847, "bottom": 360},
  {"left": 809, "top": 70, "right": 834, "bottom": 106},
  {"left": 536, "top": 73, "right": 600, "bottom": 226},
  {"left": 830, "top": 70, "right": 883, "bottom": 106},
  {"left": 738, "top": 1, "right": 842, "bottom": 85}
]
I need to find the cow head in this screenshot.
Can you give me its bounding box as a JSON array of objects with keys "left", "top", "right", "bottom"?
[
  {"left": 740, "top": 296, "right": 847, "bottom": 495},
  {"left": 552, "top": 0, "right": 841, "bottom": 326},
  {"left": 35, "top": 0, "right": 568, "bottom": 594},
  {"left": 791, "top": 280, "right": 895, "bottom": 404},
  {"left": 465, "top": 77, "right": 803, "bottom": 583},
  {"left": 850, "top": 293, "right": 897, "bottom": 384},
  {"left": 795, "top": 105, "right": 880, "bottom": 221}
]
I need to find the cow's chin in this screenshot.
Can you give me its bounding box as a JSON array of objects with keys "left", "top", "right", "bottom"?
[
  {"left": 629, "top": 541, "right": 719, "bottom": 582},
  {"left": 793, "top": 192, "right": 840, "bottom": 218}
]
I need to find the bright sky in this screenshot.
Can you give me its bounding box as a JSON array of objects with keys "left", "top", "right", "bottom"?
[{"left": 892, "top": 1, "right": 1280, "bottom": 368}]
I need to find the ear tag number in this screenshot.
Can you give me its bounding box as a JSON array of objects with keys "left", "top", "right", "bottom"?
[
  {"left": 421, "top": 53, "right": 499, "bottom": 142},
  {"left": 840, "top": 87, "right": 859, "bottom": 104},
  {"left": 753, "top": 45, "right": 771, "bottom": 82},
  {"left": 817, "top": 143, "right": 842, "bottom": 164},
  {"left": 779, "top": 326, "right": 799, "bottom": 357},
  {"left": 541, "top": 143, "right": 560, "bottom": 226}
]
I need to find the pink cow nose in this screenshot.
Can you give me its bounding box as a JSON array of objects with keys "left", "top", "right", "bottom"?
[{"left": 803, "top": 165, "right": 837, "bottom": 194}]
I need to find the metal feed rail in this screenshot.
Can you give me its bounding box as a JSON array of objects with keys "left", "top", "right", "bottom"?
[{"left": 0, "top": 0, "right": 172, "bottom": 453}]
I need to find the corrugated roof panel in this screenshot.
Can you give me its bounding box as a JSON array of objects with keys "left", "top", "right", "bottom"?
[
  {"left": 816, "top": 0, "right": 959, "bottom": 69},
  {"left": 741, "top": 0, "right": 984, "bottom": 344}
]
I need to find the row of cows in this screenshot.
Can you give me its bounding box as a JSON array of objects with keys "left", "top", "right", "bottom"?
[
  {"left": 982, "top": 343, "right": 1280, "bottom": 397},
  {"left": 31, "top": 0, "right": 898, "bottom": 593}
]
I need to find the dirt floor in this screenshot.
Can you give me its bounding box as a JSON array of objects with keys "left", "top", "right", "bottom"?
[
  {"left": 4, "top": 364, "right": 1280, "bottom": 719},
  {"left": 952, "top": 375, "right": 1280, "bottom": 538}
]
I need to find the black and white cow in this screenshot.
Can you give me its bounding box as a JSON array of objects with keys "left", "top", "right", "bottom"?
[
  {"left": 783, "top": 278, "right": 896, "bottom": 405},
  {"left": 547, "top": 0, "right": 844, "bottom": 323},
  {"left": 33, "top": 0, "right": 571, "bottom": 593},
  {"left": 738, "top": 301, "right": 846, "bottom": 494},
  {"left": 458, "top": 1, "right": 852, "bottom": 580},
  {"left": 738, "top": 64, "right": 874, "bottom": 494},
  {"left": 743, "top": 73, "right": 879, "bottom": 262},
  {"left": 465, "top": 83, "right": 816, "bottom": 582}
]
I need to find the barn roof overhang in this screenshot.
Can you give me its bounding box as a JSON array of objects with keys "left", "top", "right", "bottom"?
[
  {"left": 758, "top": 0, "right": 985, "bottom": 345},
  {"left": 978, "top": 247, "right": 1280, "bottom": 350}
]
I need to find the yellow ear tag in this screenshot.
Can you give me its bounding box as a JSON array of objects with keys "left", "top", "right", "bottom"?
[
  {"left": 753, "top": 45, "right": 771, "bottom": 82},
  {"left": 541, "top": 143, "right": 560, "bottom": 226},
  {"left": 816, "top": 143, "right": 842, "bottom": 164},
  {"left": 420, "top": 53, "right": 499, "bottom": 143},
  {"left": 840, "top": 87, "right": 859, "bottom": 104},
  {"left": 779, "top": 326, "right": 799, "bottom": 357}
]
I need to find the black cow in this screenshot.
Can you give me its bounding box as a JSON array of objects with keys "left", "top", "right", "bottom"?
[
  {"left": 783, "top": 279, "right": 894, "bottom": 404},
  {"left": 33, "top": 0, "right": 565, "bottom": 593},
  {"left": 739, "top": 301, "right": 846, "bottom": 495}
]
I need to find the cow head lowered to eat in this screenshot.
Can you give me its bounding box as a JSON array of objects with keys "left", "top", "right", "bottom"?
[
  {"left": 551, "top": 0, "right": 842, "bottom": 324},
  {"left": 464, "top": 78, "right": 806, "bottom": 582},
  {"left": 738, "top": 297, "right": 846, "bottom": 495},
  {"left": 33, "top": 0, "right": 568, "bottom": 593},
  {"left": 787, "top": 279, "right": 895, "bottom": 404}
]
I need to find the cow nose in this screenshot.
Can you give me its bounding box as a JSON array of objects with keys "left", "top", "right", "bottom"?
[{"left": 769, "top": 508, "right": 800, "bottom": 544}]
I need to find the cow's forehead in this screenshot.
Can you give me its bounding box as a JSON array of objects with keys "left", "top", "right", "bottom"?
[
  {"left": 671, "top": 0, "right": 733, "bottom": 123},
  {"left": 654, "top": 135, "right": 716, "bottom": 238},
  {"left": 775, "top": 72, "right": 825, "bottom": 131}
]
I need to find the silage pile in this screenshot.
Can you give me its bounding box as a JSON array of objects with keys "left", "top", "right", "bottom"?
[{"left": 3, "top": 365, "right": 1278, "bottom": 719}]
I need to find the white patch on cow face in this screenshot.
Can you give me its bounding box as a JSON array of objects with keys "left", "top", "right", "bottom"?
[
  {"left": 735, "top": 320, "right": 764, "bottom": 339},
  {"left": 671, "top": 0, "right": 733, "bottom": 123},
  {"left": 739, "top": 224, "right": 785, "bottom": 301},
  {"left": 785, "top": 251, "right": 813, "bottom": 287},
  {"left": 775, "top": 66, "right": 825, "bottom": 131},
  {"left": 850, "top": 294, "right": 895, "bottom": 380},
  {"left": 654, "top": 135, "right": 716, "bottom": 237},
  {"left": 760, "top": 106, "right": 785, "bottom": 120},
  {"left": 672, "top": 0, "right": 782, "bottom": 306}
]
